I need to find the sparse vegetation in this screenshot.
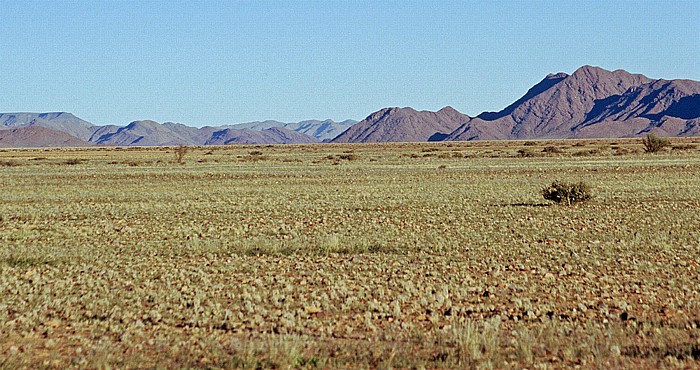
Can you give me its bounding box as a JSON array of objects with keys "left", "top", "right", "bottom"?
[
  {"left": 672, "top": 143, "right": 697, "bottom": 151},
  {"left": 0, "top": 141, "right": 698, "bottom": 368},
  {"left": 542, "top": 180, "right": 593, "bottom": 205},
  {"left": 642, "top": 133, "right": 670, "bottom": 153}
]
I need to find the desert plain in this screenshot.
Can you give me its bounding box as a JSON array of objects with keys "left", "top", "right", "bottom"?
[{"left": 0, "top": 139, "right": 699, "bottom": 369}]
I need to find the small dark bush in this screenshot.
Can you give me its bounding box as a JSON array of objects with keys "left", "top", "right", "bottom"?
[
  {"left": 338, "top": 154, "right": 359, "bottom": 161},
  {"left": 542, "top": 180, "right": 593, "bottom": 205},
  {"left": 517, "top": 149, "right": 538, "bottom": 157},
  {"left": 0, "top": 160, "right": 21, "bottom": 167},
  {"left": 672, "top": 144, "right": 697, "bottom": 151},
  {"left": 62, "top": 158, "right": 84, "bottom": 165},
  {"left": 642, "top": 133, "right": 670, "bottom": 153},
  {"left": 542, "top": 146, "right": 564, "bottom": 154}
]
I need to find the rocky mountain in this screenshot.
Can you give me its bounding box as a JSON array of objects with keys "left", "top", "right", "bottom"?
[
  {"left": 332, "top": 106, "right": 468, "bottom": 143},
  {"left": 0, "top": 126, "right": 91, "bottom": 147},
  {"left": 205, "top": 127, "right": 320, "bottom": 145},
  {"left": 446, "top": 65, "right": 700, "bottom": 140}
]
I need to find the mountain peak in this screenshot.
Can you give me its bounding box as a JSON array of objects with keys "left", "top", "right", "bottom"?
[
  {"left": 438, "top": 106, "right": 459, "bottom": 114},
  {"left": 332, "top": 106, "right": 468, "bottom": 143},
  {"left": 546, "top": 72, "right": 569, "bottom": 79}
]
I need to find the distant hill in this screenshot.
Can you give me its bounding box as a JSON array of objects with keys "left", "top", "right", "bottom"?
[
  {"left": 92, "top": 120, "right": 200, "bottom": 146},
  {"left": 205, "top": 127, "right": 321, "bottom": 145},
  {"left": 0, "top": 115, "right": 331, "bottom": 147},
  {"left": 332, "top": 106, "right": 468, "bottom": 143},
  {"left": 226, "top": 119, "right": 356, "bottom": 141},
  {"left": 0, "top": 126, "right": 91, "bottom": 147},
  {"left": 0, "top": 112, "right": 97, "bottom": 141}
]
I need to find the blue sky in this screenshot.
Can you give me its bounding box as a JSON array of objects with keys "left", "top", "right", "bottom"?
[{"left": 1, "top": 0, "right": 698, "bottom": 126}]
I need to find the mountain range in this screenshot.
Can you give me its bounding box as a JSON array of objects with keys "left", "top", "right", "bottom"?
[
  {"left": 333, "top": 66, "right": 699, "bottom": 143},
  {"left": 1, "top": 66, "right": 698, "bottom": 147},
  {"left": 0, "top": 114, "right": 356, "bottom": 147}
]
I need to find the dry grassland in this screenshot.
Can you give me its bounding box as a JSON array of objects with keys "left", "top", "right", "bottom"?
[{"left": 1, "top": 139, "right": 699, "bottom": 369}]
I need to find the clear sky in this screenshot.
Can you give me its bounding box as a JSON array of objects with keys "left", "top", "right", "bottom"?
[{"left": 1, "top": 0, "right": 698, "bottom": 126}]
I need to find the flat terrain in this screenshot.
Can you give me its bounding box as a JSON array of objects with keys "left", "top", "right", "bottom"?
[{"left": 1, "top": 139, "right": 699, "bottom": 369}]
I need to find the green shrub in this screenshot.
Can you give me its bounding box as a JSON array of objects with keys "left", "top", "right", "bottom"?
[
  {"left": 541, "top": 180, "right": 593, "bottom": 205},
  {"left": 642, "top": 133, "right": 670, "bottom": 153}
]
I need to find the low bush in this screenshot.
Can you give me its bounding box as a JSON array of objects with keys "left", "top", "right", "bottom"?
[
  {"left": 541, "top": 180, "right": 593, "bottom": 205},
  {"left": 642, "top": 133, "right": 670, "bottom": 153}
]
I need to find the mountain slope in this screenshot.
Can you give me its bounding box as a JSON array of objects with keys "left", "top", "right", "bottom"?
[
  {"left": 0, "top": 126, "right": 91, "bottom": 147},
  {"left": 447, "top": 66, "right": 699, "bottom": 140},
  {"left": 332, "top": 106, "right": 468, "bottom": 143}
]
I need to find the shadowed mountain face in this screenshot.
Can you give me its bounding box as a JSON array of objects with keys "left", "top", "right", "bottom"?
[{"left": 332, "top": 106, "right": 469, "bottom": 143}]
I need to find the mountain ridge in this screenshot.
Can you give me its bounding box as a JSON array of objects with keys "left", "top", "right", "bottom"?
[
  {"left": 0, "top": 115, "right": 353, "bottom": 147},
  {"left": 1, "top": 66, "right": 698, "bottom": 147}
]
